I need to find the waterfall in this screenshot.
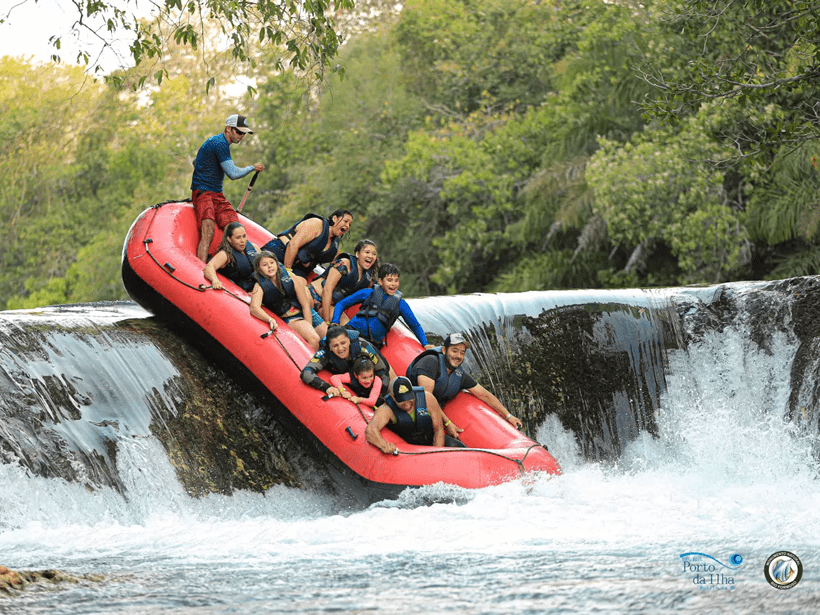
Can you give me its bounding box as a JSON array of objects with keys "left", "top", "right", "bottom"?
[{"left": 2, "top": 277, "right": 819, "bottom": 504}]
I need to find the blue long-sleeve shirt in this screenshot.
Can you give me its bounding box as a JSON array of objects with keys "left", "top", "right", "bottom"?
[
  {"left": 332, "top": 288, "right": 428, "bottom": 346},
  {"left": 191, "top": 133, "right": 254, "bottom": 192}
]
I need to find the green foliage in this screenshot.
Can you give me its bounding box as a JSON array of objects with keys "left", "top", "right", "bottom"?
[
  {"left": 640, "top": 0, "right": 820, "bottom": 161},
  {"left": 5, "top": 0, "right": 820, "bottom": 310},
  {"left": 0, "top": 52, "right": 258, "bottom": 309},
  {"left": 256, "top": 29, "right": 427, "bottom": 255},
  {"left": 395, "top": 0, "right": 569, "bottom": 114},
  {"left": 489, "top": 249, "right": 611, "bottom": 293},
  {"left": 766, "top": 243, "right": 820, "bottom": 281},
  {"left": 2, "top": 0, "right": 354, "bottom": 90},
  {"left": 745, "top": 141, "right": 820, "bottom": 245},
  {"left": 587, "top": 108, "right": 750, "bottom": 283}
]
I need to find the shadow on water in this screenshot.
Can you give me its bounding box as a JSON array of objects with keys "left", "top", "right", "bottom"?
[{"left": 2, "top": 276, "right": 820, "bottom": 503}]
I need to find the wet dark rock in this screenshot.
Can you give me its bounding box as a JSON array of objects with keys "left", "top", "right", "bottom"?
[
  {"left": 0, "top": 308, "right": 324, "bottom": 499},
  {"left": 458, "top": 302, "right": 677, "bottom": 461},
  {"left": 0, "top": 566, "right": 105, "bottom": 595},
  {"left": 4, "top": 275, "right": 820, "bottom": 499}
]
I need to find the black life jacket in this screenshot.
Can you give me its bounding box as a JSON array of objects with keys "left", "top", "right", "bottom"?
[
  {"left": 344, "top": 374, "right": 376, "bottom": 400},
  {"left": 358, "top": 286, "right": 403, "bottom": 333},
  {"left": 254, "top": 265, "right": 297, "bottom": 316},
  {"left": 320, "top": 330, "right": 364, "bottom": 374},
  {"left": 320, "top": 253, "right": 374, "bottom": 304},
  {"left": 277, "top": 214, "right": 340, "bottom": 272},
  {"left": 385, "top": 386, "right": 433, "bottom": 446},
  {"left": 406, "top": 347, "right": 465, "bottom": 404},
  {"left": 221, "top": 243, "right": 258, "bottom": 292}
]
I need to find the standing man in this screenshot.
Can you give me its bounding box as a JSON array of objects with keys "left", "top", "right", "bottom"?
[
  {"left": 191, "top": 114, "right": 265, "bottom": 261},
  {"left": 406, "top": 332, "right": 524, "bottom": 440}
]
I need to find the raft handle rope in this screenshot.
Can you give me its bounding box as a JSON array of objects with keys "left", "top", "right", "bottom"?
[
  {"left": 322, "top": 390, "right": 541, "bottom": 475},
  {"left": 388, "top": 442, "right": 541, "bottom": 476},
  {"left": 138, "top": 202, "right": 541, "bottom": 473},
  {"left": 259, "top": 330, "right": 302, "bottom": 370},
  {"left": 138, "top": 202, "right": 304, "bottom": 371}
]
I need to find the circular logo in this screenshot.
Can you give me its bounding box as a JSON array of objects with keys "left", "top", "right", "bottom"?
[{"left": 764, "top": 551, "right": 803, "bottom": 590}]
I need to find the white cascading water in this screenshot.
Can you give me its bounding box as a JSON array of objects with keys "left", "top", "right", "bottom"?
[{"left": 1, "top": 297, "right": 818, "bottom": 614}]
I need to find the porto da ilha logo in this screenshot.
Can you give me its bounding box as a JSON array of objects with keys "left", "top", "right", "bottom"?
[
  {"left": 763, "top": 551, "right": 803, "bottom": 590},
  {"left": 680, "top": 552, "right": 743, "bottom": 590}
]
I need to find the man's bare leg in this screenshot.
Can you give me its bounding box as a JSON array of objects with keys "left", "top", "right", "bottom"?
[{"left": 197, "top": 219, "right": 216, "bottom": 262}]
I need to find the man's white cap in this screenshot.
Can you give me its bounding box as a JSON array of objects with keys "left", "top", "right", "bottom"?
[
  {"left": 443, "top": 332, "right": 470, "bottom": 348},
  {"left": 226, "top": 114, "right": 254, "bottom": 134}
]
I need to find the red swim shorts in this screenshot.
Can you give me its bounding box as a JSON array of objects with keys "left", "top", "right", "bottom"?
[{"left": 192, "top": 190, "right": 239, "bottom": 229}]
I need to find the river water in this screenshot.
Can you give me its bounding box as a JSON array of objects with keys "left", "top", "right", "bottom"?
[{"left": 1, "top": 296, "right": 818, "bottom": 614}]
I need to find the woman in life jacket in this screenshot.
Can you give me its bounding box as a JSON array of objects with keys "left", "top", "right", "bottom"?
[
  {"left": 261, "top": 209, "right": 353, "bottom": 278},
  {"left": 203, "top": 222, "right": 261, "bottom": 292},
  {"left": 309, "top": 239, "right": 378, "bottom": 324},
  {"left": 329, "top": 355, "right": 384, "bottom": 409},
  {"left": 249, "top": 251, "right": 327, "bottom": 350}
]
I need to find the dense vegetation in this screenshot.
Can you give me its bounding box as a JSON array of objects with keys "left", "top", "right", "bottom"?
[{"left": 2, "top": 0, "right": 819, "bottom": 309}]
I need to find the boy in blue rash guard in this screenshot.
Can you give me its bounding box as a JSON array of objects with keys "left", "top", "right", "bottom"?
[
  {"left": 330, "top": 263, "right": 435, "bottom": 350},
  {"left": 191, "top": 114, "right": 265, "bottom": 262}
]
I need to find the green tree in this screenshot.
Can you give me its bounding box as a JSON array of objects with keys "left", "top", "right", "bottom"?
[
  {"left": 395, "top": 0, "right": 577, "bottom": 115},
  {"left": 2, "top": 0, "right": 354, "bottom": 89},
  {"left": 586, "top": 108, "right": 749, "bottom": 284},
  {"left": 639, "top": 0, "right": 820, "bottom": 161},
  {"left": 0, "top": 48, "right": 261, "bottom": 309}
]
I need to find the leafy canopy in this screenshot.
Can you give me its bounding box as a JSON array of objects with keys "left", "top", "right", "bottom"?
[{"left": 1, "top": 0, "right": 354, "bottom": 90}]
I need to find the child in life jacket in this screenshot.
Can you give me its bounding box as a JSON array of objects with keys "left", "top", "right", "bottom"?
[{"left": 329, "top": 355, "right": 383, "bottom": 408}]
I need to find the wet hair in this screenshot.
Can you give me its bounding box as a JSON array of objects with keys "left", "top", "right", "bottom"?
[
  {"left": 352, "top": 355, "right": 375, "bottom": 377},
  {"left": 354, "top": 238, "right": 376, "bottom": 253},
  {"left": 329, "top": 209, "right": 354, "bottom": 226},
  {"left": 219, "top": 222, "right": 246, "bottom": 265},
  {"left": 326, "top": 325, "right": 349, "bottom": 343},
  {"left": 354, "top": 239, "right": 379, "bottom": 277},
  {"left": 378, "top": 263, "right": 400, "bottom": 279},
  {"left": 252, "top": 250, "right": 282, "bottom": 288}
]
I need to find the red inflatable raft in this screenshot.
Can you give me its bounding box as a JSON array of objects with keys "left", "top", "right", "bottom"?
[{"left": 122, "top": 200, "right": 560, "bottom": 501}]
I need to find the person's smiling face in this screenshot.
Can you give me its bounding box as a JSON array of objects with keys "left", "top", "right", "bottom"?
[
  {"left": 331, "top": 214, "right": 353, "bottom": 238},
  {"left": 328, "top": 333, "right": 351, "bottom": 359},
  {"left": 357, "top": 244, "right": 377, "bottom": 270},
  {"left": 378, "top": 274, "right": 400, "bottom": 295}
]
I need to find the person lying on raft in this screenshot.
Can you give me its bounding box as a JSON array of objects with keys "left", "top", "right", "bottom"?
[
  {"left": 309, "top": 239, "right": 378, "bottom": 324},
  {"left": 300, "top": 325, "right": 389, "bottom": 400},
  {"left": 365, "top": 377, "right": 466, "bottom": 455},
  {"left": 406, "top": 332, "right": 524, "bottom": 442},
  {"left": 203, "top": 222, "right": 260, "bottom": 292},
  {"left": 329, "top": 355, "right": 384, "bottom": 409},
  {"left": 330, "top": 263, "right": 434, "bottom": 350},
  {"left": 249, "top": 251, "right": 327, "bottom": 350},
  {"left": 261, "top": 209, "right": 353, "bottom": 279}
]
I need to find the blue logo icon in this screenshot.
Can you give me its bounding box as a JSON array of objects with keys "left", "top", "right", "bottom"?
[{"left": 680, "top": 552, "right": 743, "bottom": 590}]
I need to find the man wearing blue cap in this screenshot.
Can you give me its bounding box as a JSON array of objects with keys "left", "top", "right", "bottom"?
[{"left": 191, "top": 114, "right": 265, "bottom": 261}]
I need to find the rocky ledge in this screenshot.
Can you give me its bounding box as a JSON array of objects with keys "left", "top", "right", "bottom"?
[{"left": 0, "top": 566, "right": 104, "bottom": 596}]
